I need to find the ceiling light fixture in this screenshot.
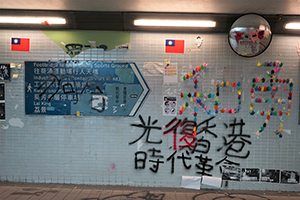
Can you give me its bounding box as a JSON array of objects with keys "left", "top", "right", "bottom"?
[
  {"left": 285, "top": 22, "right": 300, "bottom": 29},
  {"left": 134, "top": 19, "right": 216, "bottom": 27},
  {"left": 0, "top": 17, "right": 66, "bottom": 24}
]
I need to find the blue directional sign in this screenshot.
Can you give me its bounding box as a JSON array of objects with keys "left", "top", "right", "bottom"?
[{"left": 25, "top": 61, "right": 150, "bottom": 117}]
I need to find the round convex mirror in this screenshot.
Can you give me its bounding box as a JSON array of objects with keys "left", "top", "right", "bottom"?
[{"left": 228, "top": 14, "right": 272, "bottom": 57}]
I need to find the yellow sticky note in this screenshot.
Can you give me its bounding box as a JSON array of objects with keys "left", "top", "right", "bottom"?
[{"left": 10, "top": 63, "right": 16, "bottom": 68}]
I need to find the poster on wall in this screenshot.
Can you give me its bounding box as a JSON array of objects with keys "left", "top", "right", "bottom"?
[
  {"left": 241, "top": 168, "right": 260, "bottom": 181},
  {"left": 220, "top": 165, "right": 241, "bottom": 181},
  {"left": 163, "top": 96, "right": 177, "bottom": 116},
  {"left": 163, "top": 63, "right": 178, "bottom": 84},
  {"left": 0, "top": 102, "right": 4, "bottom": 120},
  {"left": 42, "top": 30, "right": 130, "bottom": 57},
  {"left": 261, "top": 169, "right": 280, "bottom": 183},
  {"left": 0, "top": 64, "right": 11, "bottom": 80},
  {"left": 280, "top": 170, "right": 300, "bottom": 184},
  {"left": 24, "top": 61, "right": 150, "bottom": 117}
]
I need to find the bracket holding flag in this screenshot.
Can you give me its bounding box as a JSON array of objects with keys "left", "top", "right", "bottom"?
[
  {"left": 165, "top": 39, "right": 185, "bottom": 54},
  {"left": 11, "top": 37, "right": 30, "bottom": 52}
]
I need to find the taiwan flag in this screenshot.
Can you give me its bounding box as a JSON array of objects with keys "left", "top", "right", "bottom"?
[
  {"left": 165, "top": 39, "right": 185, "bottom": 54},
  {"left": 11, "top": 37, "right": 30, "bottom": 52}
]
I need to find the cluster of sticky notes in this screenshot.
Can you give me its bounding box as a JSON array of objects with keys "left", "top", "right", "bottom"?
[
  {"left": 257, "top": 61, "right": 283, "bottom": 67},
  {"left": 182, "top": 63, "right": 207, "bottom": 81},
  {"left": 215, "top": 81, "right": 241, "bottom": 114},
  {"left": 10, "top": 63, "right": 22, "bottom": 79}
]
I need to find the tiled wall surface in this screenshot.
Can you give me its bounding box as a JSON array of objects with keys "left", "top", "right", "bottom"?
[{"left": 0, "top": 30, "right": 300, "bottom": 191}]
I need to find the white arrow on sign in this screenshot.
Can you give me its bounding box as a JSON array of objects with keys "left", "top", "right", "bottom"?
[{"left": 129, "top": 63, "right": 150, "bottom": 117}]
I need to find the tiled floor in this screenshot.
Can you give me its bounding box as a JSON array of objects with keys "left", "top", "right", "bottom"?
[{"left": 0, "top": 182, "right": 299, "bottom": 200}]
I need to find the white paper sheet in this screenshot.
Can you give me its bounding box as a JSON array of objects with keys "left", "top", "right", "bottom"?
[
  {"left": 164, "top": 63, "right": 178, "bottom": 84},
  {"left": 181, "top": 176, "right": 201, "bottom": 189},
  {"left": 144, "top": 62, "right": 164, "bottom": 76},
  {"left": 163, "top": 96, "right": 177, "bottom": 116},
  {"left": 283, "top": 129, "right": 291, "bottom": 135},
  {"left": 201, "top": 176, "right": 222, "bottom": 188}
]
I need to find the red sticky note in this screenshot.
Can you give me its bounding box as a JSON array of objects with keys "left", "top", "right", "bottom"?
[
  {"left": 11, "top": 37, "right": 30, "bottom": 52},
  {"left": 165, "top": 39, "right": 184, "bottom": 54}
]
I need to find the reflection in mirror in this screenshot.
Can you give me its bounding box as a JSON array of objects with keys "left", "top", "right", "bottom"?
[{"left": 228, "top": 14, "right": 272, "bottom": 57}]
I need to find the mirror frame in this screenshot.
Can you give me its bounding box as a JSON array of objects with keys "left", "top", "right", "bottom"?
[{"left": 228, "top": 13, "right": 273, "bottom": 58}]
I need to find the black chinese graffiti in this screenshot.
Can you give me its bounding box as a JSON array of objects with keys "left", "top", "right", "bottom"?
[{"left": 130, "top": 116, "right": 251, "bottom": 176}]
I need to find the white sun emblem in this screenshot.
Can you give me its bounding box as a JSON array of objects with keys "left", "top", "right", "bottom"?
[
  {"left": 168, "top": 41, "right": 173, "bottom": 45},
  {"left": 14, "top": 39, "right": 18, "bottom": 44}
]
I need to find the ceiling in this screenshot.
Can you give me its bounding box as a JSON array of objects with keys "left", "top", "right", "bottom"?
[
  {"left": 1, "top": 0, "right": 300, "bottom": 34},
  {"left": 1, "top": 0, "right": 300, "bottom": 15}
]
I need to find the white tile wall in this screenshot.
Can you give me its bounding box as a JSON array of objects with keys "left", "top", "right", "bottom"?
[{"left": 0, "top": 30, "right": 299, "bottom": 191}]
